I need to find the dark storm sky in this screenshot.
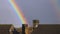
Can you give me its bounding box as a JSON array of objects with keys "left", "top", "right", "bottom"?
[{"left": 0, "top": 0, "right": 60, "bottom": 28}]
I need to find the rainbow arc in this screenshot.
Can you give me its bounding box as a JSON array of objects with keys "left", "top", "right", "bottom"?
[{"left": 9, "top": 0, "right": 27, "bottom": 24}]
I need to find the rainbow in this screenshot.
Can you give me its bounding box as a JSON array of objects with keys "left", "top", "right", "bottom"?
[
  {"left": 51, "top": 0, "right": 60, "bottom": 11},
  {"left": 9, "top": 0, "right": 27, "bottom": 24},
  {"left": 50, "top": 0, "right": 60, "bottom": 18}
]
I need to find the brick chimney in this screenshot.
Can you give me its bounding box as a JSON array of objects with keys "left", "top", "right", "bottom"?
[
  {"left": 33, "top": 20, "right": 39, "bottom": 29},
  {"left": 22, "top": 24, "right": 28, "bottom": 34}
]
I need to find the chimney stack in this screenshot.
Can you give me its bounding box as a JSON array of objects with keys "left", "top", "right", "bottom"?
[
  {"left": 33, "top": 20, "right": 39, "bottom": 29},
  {"left": 22, "top": 24, "right": 25, "bottom": 34},
  {"left": 22, "top": 24, "right": 28, "bottom": 34}
]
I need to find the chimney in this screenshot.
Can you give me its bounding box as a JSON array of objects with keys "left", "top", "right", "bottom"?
[
  {"left": 22, "top": 24, "right": 28, "bottom": 34},
  {"left": 33, "top": 20, "right": 39, "bottom": 29},
  {"left": 22, "top": 24, "right": 25, "bottom": 34}
]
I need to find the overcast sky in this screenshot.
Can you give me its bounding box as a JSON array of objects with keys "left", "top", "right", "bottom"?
[{"left": 0, "top": 0, "right": 60, "bottom": 28}]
